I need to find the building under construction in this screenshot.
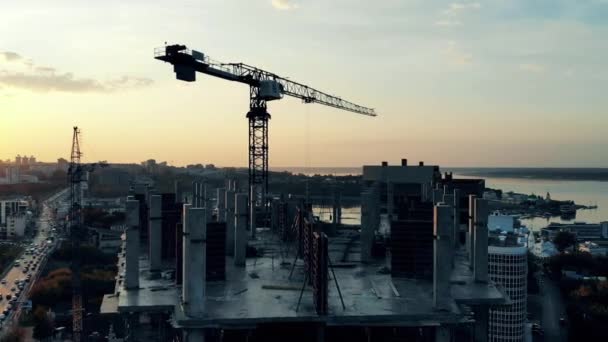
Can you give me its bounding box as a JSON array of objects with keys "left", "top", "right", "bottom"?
[{"left": 101, "top": 160, "right": 508, "bottom": 342}]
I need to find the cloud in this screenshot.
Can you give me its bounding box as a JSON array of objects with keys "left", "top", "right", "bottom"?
[
  {"left": 519, "top": 63, "right": 545, "bottom": 73},
  {"left": 444, "top": 2, "right": 481, "bottom": 15},
  {"left": 0, "top": 51, "right": 23, "bottom": 62},
  {"left": 271, "top": 0, "right": 298, "bottom": 10},
  {"left": 436, "top": 2, "right": 480, "bottom": 26},
  {"left": 435, "top": 20, "right": 462, "bottom": 27},
  {"left": 0, "top": 50, "right": 153, "bottom": 93}
]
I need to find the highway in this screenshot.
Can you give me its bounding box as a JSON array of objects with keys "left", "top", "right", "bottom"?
[{"left": 0, "top": 189, "right": 68, "bottom": 331}]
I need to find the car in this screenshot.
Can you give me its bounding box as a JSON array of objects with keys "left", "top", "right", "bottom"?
[
  {"left": 10, "top": 288, "right": 15, "bottom": 292},
  {"left": 0, "top": 280, "right": 5, "bottom": 285},
  {"left": 0, "top": 294, "right": 2, "bottom": 300},
  {"left": 559, "top": 317, "right": 567, "bottom": 326},
  {"left": 5, "top": 295, "right": 11, "bottom": 300},
  {"left": 2, "top": 309, "right": 8, "bottom": 315},
  {"left": 0, "top": 314, "right": 5, "bottom": 321}
]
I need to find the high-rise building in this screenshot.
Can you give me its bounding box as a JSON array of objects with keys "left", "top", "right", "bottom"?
[{"left": 488, "top": 234, "right": 527, "bottom": 342}]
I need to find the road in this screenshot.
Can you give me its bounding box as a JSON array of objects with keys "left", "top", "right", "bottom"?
[
  {"left": 538, "top": 273, "right": 568, "bottom": 342},
  {"left": 0, "top": 189, "right": 68, "bottom": 331}
]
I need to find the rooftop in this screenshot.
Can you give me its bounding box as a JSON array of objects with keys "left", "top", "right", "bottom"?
[{"left": 103, "top": 228, "right": 507, "bottom": 329}]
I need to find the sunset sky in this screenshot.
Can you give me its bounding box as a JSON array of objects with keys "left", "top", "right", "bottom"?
[{"left": 1, "top": 0, "right": 607, "bottom": 167}]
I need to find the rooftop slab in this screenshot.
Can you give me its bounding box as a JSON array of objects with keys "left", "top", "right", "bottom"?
[{"left": 103, "top": 228, "right": 507, "bottom": 328}]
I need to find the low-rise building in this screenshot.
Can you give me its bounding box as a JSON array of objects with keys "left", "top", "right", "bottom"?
[
  {"left": 0, "top": 197, "right": 31, "bottom": 239},
  {"left": 488, "top": 212, "right": 515, "bottom": 233},
  {"left": 542, "top": 222, "right": 608, "bottom": 241},
  {"left": 532, "top": 240, "right": 558, "bottom": 260},
  {"left": 89, "top": 227, "right": 123, "bottom": 254}
]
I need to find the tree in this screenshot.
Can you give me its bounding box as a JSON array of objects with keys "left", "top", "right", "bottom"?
[
  {"left": 1, "top": 327, "right": 26, "bottom": 342},
  {"left": 553, "top": 231, "right": 577, "bottom": 253},
  {"left": 32, "top": 306, "right": 54, "bottom": 340}
]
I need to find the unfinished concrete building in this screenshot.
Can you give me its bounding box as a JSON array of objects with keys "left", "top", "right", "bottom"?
[{"left": 102, "top": 168, "right": 508, "bottom": 342}]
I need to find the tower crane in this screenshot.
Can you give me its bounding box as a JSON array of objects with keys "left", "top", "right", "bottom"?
[
  {"left": 68, "top": 126, "right": 107, "bottom": 342},
  {"left": 154, "top": 44, "right": 376, "bottom": 215}
]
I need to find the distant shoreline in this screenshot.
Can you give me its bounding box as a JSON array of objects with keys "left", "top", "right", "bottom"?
[
  {"left": 272, "top": 167, "right": 608, "bottom": 181},
  {"left": 446, "top": 168, "right": 608, "bottom": 182}
]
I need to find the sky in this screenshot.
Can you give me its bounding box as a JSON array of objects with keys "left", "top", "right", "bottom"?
[{"left": 1, "top": 0, "right": 607, "bottom": 167}]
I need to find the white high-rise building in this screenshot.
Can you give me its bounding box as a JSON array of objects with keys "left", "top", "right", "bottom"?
[{"left": 488, "top": 236, "right": 527, "bottom": 342}]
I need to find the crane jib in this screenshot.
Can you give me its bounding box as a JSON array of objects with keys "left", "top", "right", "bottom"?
[{"left": 155, "top": 44, "right": 376, "bottom": 116}]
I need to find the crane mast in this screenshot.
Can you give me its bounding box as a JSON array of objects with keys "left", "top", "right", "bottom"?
[
  {"left": 68, "top": 126, "right": 84, "bottom": 342},
  {"left": 154, "top": 44, "right": 376, "bottom": 220},
  {"left": 68, "top": 127, "right": 107, "bottom": 341}
]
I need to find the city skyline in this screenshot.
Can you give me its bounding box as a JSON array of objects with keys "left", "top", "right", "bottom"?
[{"left": 2, "top": 0, "right": 608, "bottom": 167}]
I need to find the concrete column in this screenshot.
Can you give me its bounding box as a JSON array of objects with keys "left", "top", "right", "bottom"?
[
  {"left": 421, "top": 183, "right": 429, "bottom": 202},
  {"left": 182, "top": 205, "right": 206, "bottom": 317},
  {"left": 360, "top": 191, "right": 374, "bottom": 263},
  {"left": 332, "top": 189, "right": 339, "bottom": 228},
  {"left": 174, "top": 180, "right": 182, "bottom": 204},
  {"left": 474, "top": 198, "right": 489, "bottom": 283},
  {"left": 148, "top": 194, "right": 162, "bottom": 272},
  {"left": 433, "top": 204, "right": 452, "bottom": 310},
  {"left": 249, "top": 187, "right": 256, "bottom": 239},
  {"left": 216, "top": 188, "right": 226, "bottom": 222},
  {"left": 203, "top": 184, "right": 212, "bottom": 223},
  {"left": 270, "top": 199, "right": 279, "bottom": 232},
  {"left": 386, "top": 182, "right": 394, "bottom": 220},
  {"left": 467, "top": 195, "right": 477, "bottom": 268},
  {"left": 125, "top": 199, "right": 140, "bottom": 290},
  {"left": 235, "top": 193, "right": 248, "bottom": 266},
  {"left": 442, "top": 194, "right": 455, "bottom": 268},
  {"left": 435, "top": 326, "right": 451, "bottom": 342},
  {"left": 184, "top": 329, "right": 205, "bottom": 342},
  {"left": 433, "top": 189, "right": 444, "bottom": 205},
  {"left": 473, "top": 306, "right": 489, "bottom": 342},
  {"left": 191, "top": 181, "right": 200, "bottom": 207},
  {"left": 453, "top": 189, "right": 461, "bottom": 249},
  {"left": 225, "top": 190, "right": 236, "bottom": 256}
]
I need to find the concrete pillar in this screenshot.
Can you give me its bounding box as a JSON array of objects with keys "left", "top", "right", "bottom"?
[
  {"left": 332, "top": 189, "right": 339, "bottom": 228},
  {"left": 434, "top": 204, "right": 452, "bottom": 310},
  {"left": 435, "top": 326, "right": 451, "bottom": 342},
  {"left": 442, "top": 194, "right": 455, "bottom": 268},
  {"left": 174, "top": 180, "right": 182, "bottom": 204},
  {"left": 473, "top": 306, "right": 489, "bottom": 342},
  {"left": 225, "top": 190, "right": 236, "bottom": 256},
  {"left": 467, "top": 195, "right": 477, "bottom": 268},
  {"left": 235, "top": 193, "right": 248, "bottom": 266},
  {"left": 270, "top": 199, "right": 279, "bottom": 232},
  {"left": 184, "top": 329, "right": 205, "bottom": 342},
  {"left": 148, "top": 194, "right": 162, "bottom": 272},
  {"left": 386, "top": 182, "right": 394, "bottom": 220},
  {"left": 421, "top": 183, "right": 429, "bottom": 202},
  {"left": 361, "top": 191, "right": 374, "bottom": 263},
  {"left": 192, "top": 181, "right": 202, "bottom": 207},
  {"left": 453, "top": 189, "right": 461, "bottom": 249},
  {"left": 433, "top": 189, "right": 444, "bottom": 205},
  {"left": 249, "top": 187, "right": 256, "bottom": 239},
  {"left": 182, "top": 205, "right": 206, "bottom": 317},
  {"left": 203, "top": 184, "right": 212, "bottom": 223},
  {"left": 216, "top": 188, "right": 226, "bottom": 222},
  {"left": 125, "top": 199, "right": 140, "bottom": 290},
  {"left": 474, "top": 198, "right": 489, "bottom": 283}
]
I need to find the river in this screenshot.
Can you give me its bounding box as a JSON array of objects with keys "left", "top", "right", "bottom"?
[{"left": 302, "top": 169, "right": 608, "bottom": 232}]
